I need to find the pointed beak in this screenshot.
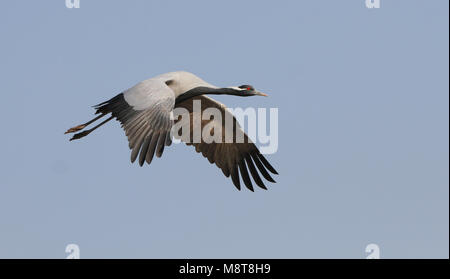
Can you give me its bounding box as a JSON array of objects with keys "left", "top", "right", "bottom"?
[{"left": 255, "top": 91, "right": 268, "bottom": 97}]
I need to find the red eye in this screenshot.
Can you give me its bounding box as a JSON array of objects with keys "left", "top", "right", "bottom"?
[{"left": 246, "top": 87, "right": 252, "bottom": 91}]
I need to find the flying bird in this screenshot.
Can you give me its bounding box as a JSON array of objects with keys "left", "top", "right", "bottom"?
[{"left": 65, "top": 71, "right": 278, "bottom": 191}]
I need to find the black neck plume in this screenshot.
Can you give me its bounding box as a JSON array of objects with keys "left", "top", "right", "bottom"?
[{"left": 175, "top": 86, "right": 244, "bottom": 104}]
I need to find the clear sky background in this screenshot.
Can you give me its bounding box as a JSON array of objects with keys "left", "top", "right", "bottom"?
[{"left": 0, "top": 0, "right": 448, "bottom": 259}]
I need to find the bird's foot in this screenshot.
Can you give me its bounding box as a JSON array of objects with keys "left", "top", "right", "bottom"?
[
  {"left": 69, "top": 130, "right": 91, "bottom": 141},
  {"left": 65, "top": 124, "right": 86, "bottom": 134}
]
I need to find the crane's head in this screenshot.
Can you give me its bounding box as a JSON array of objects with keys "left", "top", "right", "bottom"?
[{"left": 235, "top": 85, "right": 268, "bottom": 97}]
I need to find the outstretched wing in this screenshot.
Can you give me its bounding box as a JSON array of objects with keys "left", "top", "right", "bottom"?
[
  {"left": 94, "top": 79, "right": 175, "bottom": 166},
  {"left": 174, "top": 95, "right": 278, "bottom": 191}
]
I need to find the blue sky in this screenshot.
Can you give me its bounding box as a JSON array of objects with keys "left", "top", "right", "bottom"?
[{"left": 0, "top": 0, "right": 448, "bottom": 258}]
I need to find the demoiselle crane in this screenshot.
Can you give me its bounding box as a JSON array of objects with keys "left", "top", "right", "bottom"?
[{"left": 65, "top": 71, "right": 278, "bottom": 191}]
